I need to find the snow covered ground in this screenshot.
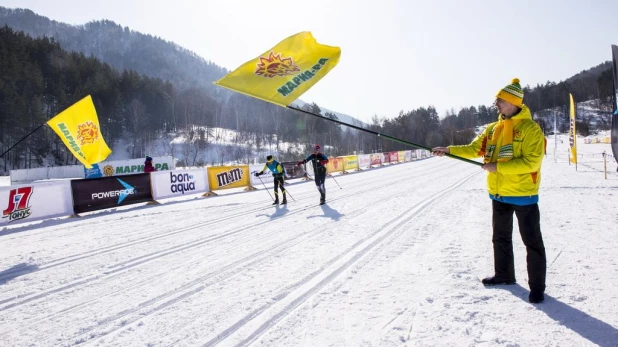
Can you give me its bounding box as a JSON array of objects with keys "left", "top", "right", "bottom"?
[{"left": 0, "top": 136, "right": 617, "bottom": 346}]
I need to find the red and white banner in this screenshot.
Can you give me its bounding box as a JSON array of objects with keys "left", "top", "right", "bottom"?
[
  {"left": 382, "top": 152, "right": 391, "bottom": 164},
  {"left": 1, "top": 181, "right": 74, "bottom": 225},
  {"left": 389, "top": 151, "right": 399, "bottom": 163}
]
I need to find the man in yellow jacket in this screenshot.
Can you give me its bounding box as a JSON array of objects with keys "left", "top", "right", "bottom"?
[{"left": 432, "top": 78, "right": 546, "bottom": 304}]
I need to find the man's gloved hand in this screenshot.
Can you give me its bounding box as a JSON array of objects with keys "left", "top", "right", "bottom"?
[
  {"left": 296, "top": 161, "right": 303, "bottom": 167},
  {"left": 320, "top": 160, "right": 328, "bottom": 165},
  {"left": 254, "top": 171, "right": 263, "bottom": 177}
]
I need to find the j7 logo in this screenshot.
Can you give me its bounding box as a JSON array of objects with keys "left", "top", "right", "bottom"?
[{"left": 2, "top": 187, "right": 33, "bottom": 222}]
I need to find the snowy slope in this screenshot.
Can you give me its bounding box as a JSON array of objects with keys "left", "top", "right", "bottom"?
[{"left": 0, "top": 138, "right": 617, "bottom": 346}]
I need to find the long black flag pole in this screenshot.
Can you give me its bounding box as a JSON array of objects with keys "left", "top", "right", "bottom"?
[
  {"left": 286, "top": 105, "right": 483, "bottom": 167},
  {"left": 0, "top": 123, "right": 46, "bottom": 158}
]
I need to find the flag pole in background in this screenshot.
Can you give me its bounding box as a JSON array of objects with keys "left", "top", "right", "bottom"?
[
  {"left": 214, "top": 32, "right": 483, "bottom": 167},
  {"left": 0, "top": 123, "right": 46, "bottom": 158}
]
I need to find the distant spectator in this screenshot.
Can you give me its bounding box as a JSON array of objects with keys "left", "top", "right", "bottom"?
[{"left": 144, "top": 156, "right": 157, "bottom": 173}]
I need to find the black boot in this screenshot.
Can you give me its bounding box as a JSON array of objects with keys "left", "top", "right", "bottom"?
[
  {"left": 319, "top": 193, "right": 325, "bottom": 205},
  {"left": 528, "top": 291, "right": 545, "bottom": 303},
  {"left": 281, "top": 197, "right": 287, "bottom": 204},
  {"left": 272, "top": 199, "right": 279, "bottom": 205},
  {"left": 481, "top": 276, "right": 516, "bottom": 286}
]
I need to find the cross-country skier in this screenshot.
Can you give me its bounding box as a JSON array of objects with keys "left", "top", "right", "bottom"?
[
  {"left": 297, "top": 144, "right": 329, "bottom": 205},
  {"left": 255, "top": 155, "right": 287, "bottom": 205}
]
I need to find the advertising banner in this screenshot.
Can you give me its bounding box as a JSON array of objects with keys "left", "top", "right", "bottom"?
[
  {"left": 398, "top": 151, "right": 406, "bottom": 162},
  {"left": 342, "top": 155, "right": 359, "bottom": 172},
  {"left": 282, "top": 161, "right": 308, "bottom": 180},
  {"left": 84, "top": 156, "right": 175, "bottom": 179},
  {"left": 325, "top": 157, "right": 344, "bottom": 174},
  {"left": 1, "top": 181, "right": 74, "bottom": 225},
  {"left": 250, "top": 164, "right": 274, "bottom": 186},
  {"left": 382, "top": 152, "right": 391, "bottom": 164},
  {"left": 71, "top": 173, "right": 153, "bottom": 214},
  {"left": 370, "top": 153, "right": 382, "bottom": 166},
  {"left": 151, "top": 169, "right": 208, "bottom": 200},
  {"left": 389, "top": 151, "right": 399, "bottom": 163},
  {"left": 404, "top": 150, "right": 412, "bottom": 161},
  {"left": 207, "top": 165, "right": 251, "bottom": 190},
  {"left": 358, "top": 154, "right": 371, "bottom": 169}
]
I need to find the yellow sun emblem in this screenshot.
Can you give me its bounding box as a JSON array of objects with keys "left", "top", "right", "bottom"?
[
  {"left": 255, "top": 51, "right": 301, "bottom": 78},
  {"left": 514, "top": 129, "right": 523, "bottom": 141},
  {"left": 103, "top": 165, "right": 115, "bottom": 176},
  {"left": 76, "top": 121, "right": 99, "bottom": 146}
]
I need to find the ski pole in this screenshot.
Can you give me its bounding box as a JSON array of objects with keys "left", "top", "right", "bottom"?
[
  {"left": 283, "top": 184, "right": 296, "bottom": 202},
  {"left": 253, "top": 172, "right": 275, "bottom": 202},
  {"left": 328, "top": 173, "right": 342, "bottom": 189},
  {"left": 282, "top": 175, "right": 296, "bottom": 202}
]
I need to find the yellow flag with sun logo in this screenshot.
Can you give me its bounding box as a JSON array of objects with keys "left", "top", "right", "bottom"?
[
  {"left": 46, "top": 95, "right": 112, "bottom": 169},
  {"left": 214, "top": 32, "right": 341, "bottom": 106}
]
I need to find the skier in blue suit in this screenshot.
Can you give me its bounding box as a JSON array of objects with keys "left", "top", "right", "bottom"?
[{"left": 255, "top": 155, "right": 287, "bottom": 205}]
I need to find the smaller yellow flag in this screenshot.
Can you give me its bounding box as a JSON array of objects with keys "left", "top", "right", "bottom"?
[
  {"left": 46, "top": 95, "right": 112, "bottom": 169},
  {"left": 214, "top": 32, "right": 341, "bottom": 106}
]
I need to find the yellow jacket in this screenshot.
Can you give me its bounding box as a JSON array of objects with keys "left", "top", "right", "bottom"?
[{"left": 449, "top": 105, "right": 544, "bottom": 202}]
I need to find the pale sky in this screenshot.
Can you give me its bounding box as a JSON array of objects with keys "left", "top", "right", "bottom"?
[{"left": 2, "top": 0, "right": 617, "bottom": 122}]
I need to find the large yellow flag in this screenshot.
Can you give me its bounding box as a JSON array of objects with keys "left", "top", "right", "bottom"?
[
  {"left": 47, "top": 95, "right": 111, "bottom": 169},
  {"left": 214, "top": 32, "right": 340, "bottom": 106},
  {"left": 569, "top": 93, "right": 577, "bottom": 165}
]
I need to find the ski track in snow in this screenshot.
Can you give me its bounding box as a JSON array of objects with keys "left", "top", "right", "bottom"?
[{"left": 1, "top": 147, "right": 618, "bottom": 347}]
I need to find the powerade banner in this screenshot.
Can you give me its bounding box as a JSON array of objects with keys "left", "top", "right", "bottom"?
[
  {"left": 71, "top": 173, "right": 153, "bottom": 214},
  {"left": 398, "top": 151, "right": 406, "bottom": 162},
  {"left": 0, "top": 181, "right": 74, "bottom": 225},
  {"left": 151, "top": 169, "right": 208, "bottom": 200},
  {"left": 342, "top": 155, "right": 359, "bottom": 172},
  {"left": 84, "top": 156, "right": 175, "bottom": 178},
  {"left": 325, "top": 157, "right": 343, "bottom": 174},
  {"left": 207, "top": 165, "right": 251, "bottom": 190},
  {"left": 611, "top": 45, "right": 618, "bottom": 161}
]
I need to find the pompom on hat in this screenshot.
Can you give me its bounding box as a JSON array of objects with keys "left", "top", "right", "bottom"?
[
  {"left": 496, "top": 78, "right": 524, "bottom": 107},
  {"left": 313, "top": 144, "right": 321, "bottom": 151}
]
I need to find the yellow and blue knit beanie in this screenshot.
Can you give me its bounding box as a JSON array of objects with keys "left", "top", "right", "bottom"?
[{"left": 496, "top": 78, "right": 524, "bottom": 107}]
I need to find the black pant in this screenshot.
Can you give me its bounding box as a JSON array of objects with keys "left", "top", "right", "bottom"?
[
  {"left": 274, "top": 175, "right": 286, "bottom": 201},
  {"left": 315, "top": 170, "right": 326, "bottom": 199},
  {"left": 492, "top": 200, "right": 546, "bottom": 292}
]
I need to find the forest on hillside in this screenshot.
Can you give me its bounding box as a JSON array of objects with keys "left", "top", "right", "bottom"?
[{"left": 0, "top": 11, "right": 615, "bottom": 174}]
